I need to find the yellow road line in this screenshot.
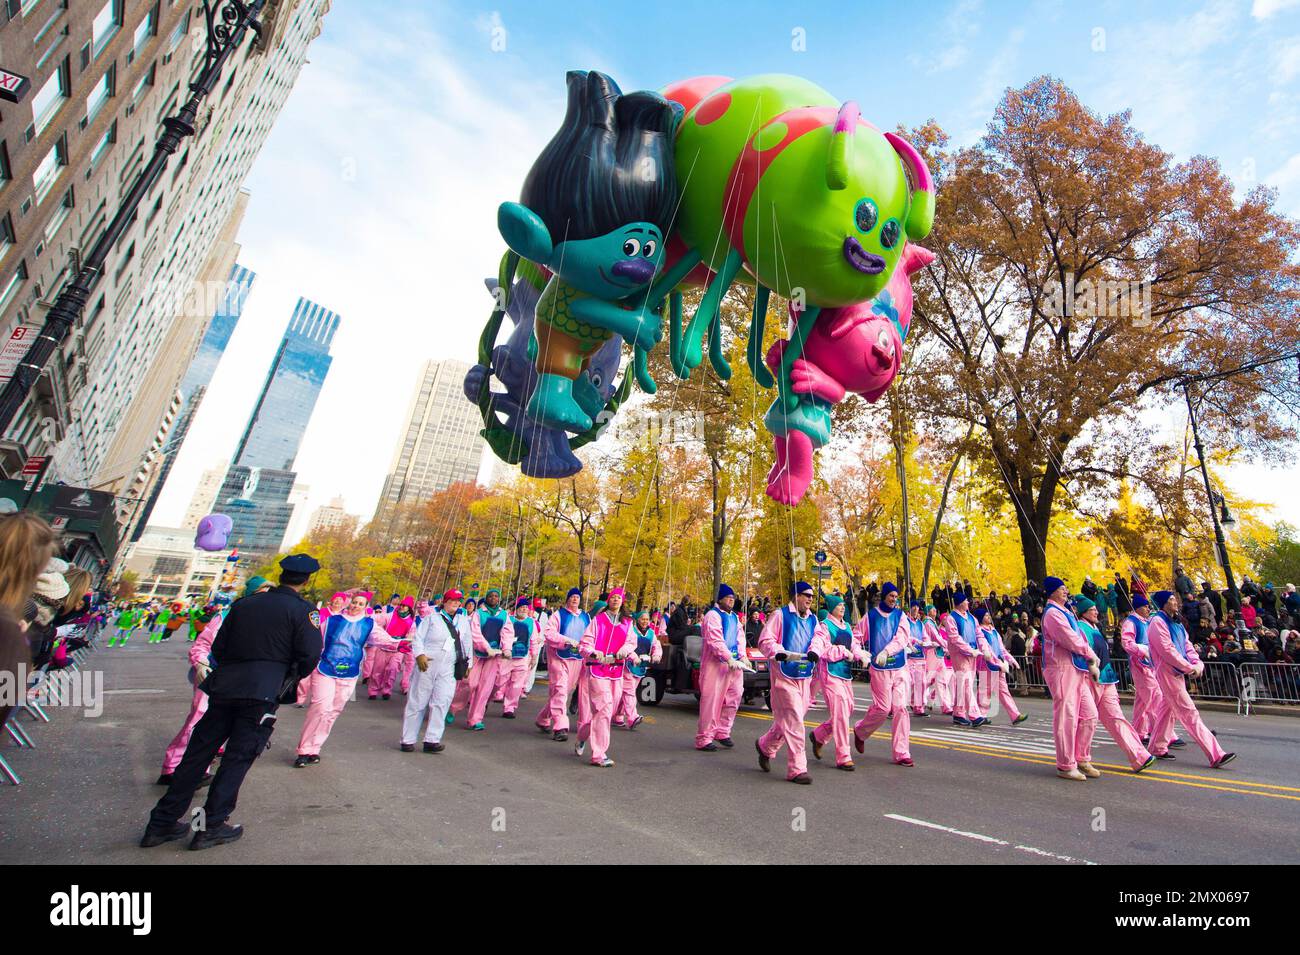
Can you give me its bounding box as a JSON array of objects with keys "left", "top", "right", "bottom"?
[{"left": 731, "top": 709, "right": 1300, "bottom": 803}]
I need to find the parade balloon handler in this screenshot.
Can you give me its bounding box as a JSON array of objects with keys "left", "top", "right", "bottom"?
[
  {"left": 694, "top": 584, "right": 750, "bottom": 750},
  {"left": 524, "top": 597, "right": 549, "bottom": 696},
  {"left": 1146, "top": 591, "right": 1236, "bottom": 769},
  {"left": 942, "top": 592, "right": 987, "bottom": 727},
  {"left": 809, "top": 594, "right": 869, "bottom": 770},
  {"left": 756, "top": 581, "right": 828, "bottom": 784},
  {"left": 295, "top": 591, "right": 387, "bottom": 767},
  {"left": 850, "top": 582, "right": 916, "bottom": 766},
  {"left": 1039, "top": 577, "right": 1102, "bottom": 781},
  {"left": 535, "top": 587, "right": 586, "bottom": 742},
  {"left": 1120, "top": 594, "right": 1168, "bottom": 745},
  {"left": 975, "top": 605, "right": 1027, "bottom": 726},
  {"left": 465, "top": 588, "right": 514, "bottom": 730},
  {"left": 925, "top": 605, "right": 953, "bottom": 714},
  {"left": 495, "top": 70, "right": 680, "bottom": 434},
  {"left": 613, "top": 607, "right": 663, "bottom": 730},
  {"left": 501, "top": 597, "right": 542, "bottom": 718},
  {"left": 301, "top": 592, "right": 348, "bottom": 706},
  {"left": 157, "top": 576, "right": 271, "bottom": 786},
  {"left": 141, "top": 554, "right": 323, "bottom": 851},
  {"left": 904, "top": 600, "right": 929, "bottom": 716},
  {"left": 1075, "top": 597, "right": 1155, "bottom": 774},
  {"left": 401, "top": 590, "right": 472, "bottom": 753},
  {"left": 574, "top": 587, "right": 638, "bottom": 767},
  {"left": 369, "top": 596, "right": 415, "bottom": 701}
]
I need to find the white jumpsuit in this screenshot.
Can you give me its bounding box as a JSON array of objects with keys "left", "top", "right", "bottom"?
[{"left": 401, "top": 610, "right": 472, "bottom": 746}]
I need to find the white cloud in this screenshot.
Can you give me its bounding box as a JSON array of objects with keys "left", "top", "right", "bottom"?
[
  {"left": 1252, "top": 0, "right": 1300, "bottom": 19},
  {"left": 153, "top": 7, "right": 574, "bottom": 531},
  {"left": 908, "top": 0, "right": 982, "bottom": 74}
]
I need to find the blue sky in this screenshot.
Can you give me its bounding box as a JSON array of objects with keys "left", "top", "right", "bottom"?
[{"left": 151, "top": 0, "right": 1300, "bottom": 534}]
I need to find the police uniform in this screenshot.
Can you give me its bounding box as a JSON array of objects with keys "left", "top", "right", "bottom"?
[{"left": 145, "top": 555, "right": 323, "bottom": 848}]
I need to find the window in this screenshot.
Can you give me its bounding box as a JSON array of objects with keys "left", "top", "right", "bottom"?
[
  {"left": 42, "top": 188, "right": 73, "bottom": 243},
  {"left": 0, "top": 215, "right": 14, "bottom": 263},
  {"left": 0, "top": 261, "right": 27, "bottom": 315},
  {"left": 165, "top": 9, "right": 190, "bottom": 55},
  {"left": 88, "top": 121, "right": 116, "bottom": 170},
  {"left": 20, "top": 0, "right": 45, "bottom": 17},
  {"left": 130, "top": 62, "right": 155, "bottom": 105},
  {"left": 0, "top": 141, "right": 10, "bottom": 188},
  {"left": 91, "top": 0, "right": 122, "bottom": 59},
  {"left": 32, "top": 135, "right": 66, "bottom": 202},
  {"left": 85, "top": 64, "right": 114, "bottom": 124},
  {"left": 130, "top": 4, "right": 157, "bottom": 60},
  {"left": 30, "top": 59, "right": 68, "bottom": 136}
]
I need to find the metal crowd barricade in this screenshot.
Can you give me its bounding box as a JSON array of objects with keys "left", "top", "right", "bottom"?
[
  {"left": 1186, "top": 660, "right": 1243, "bottom": 708},
  {"left": 1013, "top": 656, "right": 1046, "bottom": 691},
  {"left": 1239, "top": 662, "right": 1300, "bottom": 714}
]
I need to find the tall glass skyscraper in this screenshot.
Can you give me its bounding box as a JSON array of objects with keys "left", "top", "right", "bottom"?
[
  {"left": 221, "top": 298, "right": 340, "bottom": 554},
  {"left": 131, "top": 265, "right": 258, "bottom": 540},
  {"left": 233, "top": 298, "right": 340, "bottom": 471}
]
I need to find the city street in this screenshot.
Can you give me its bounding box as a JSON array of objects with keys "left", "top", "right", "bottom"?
[{"left": 4, "top": 638, "right": 1297, "bottom": 865}]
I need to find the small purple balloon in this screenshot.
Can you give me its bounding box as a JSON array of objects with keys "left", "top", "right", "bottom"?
[{"left": 195, "top": 513, "right": 233, "bottom": 551}]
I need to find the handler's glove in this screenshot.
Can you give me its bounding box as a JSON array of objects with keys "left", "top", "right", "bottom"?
[
  {"left": 416, "top": 654, "right": 429, "bottom": 673},
  {"left": 874, "top": 651, "right": 889, "bottom": 667},
  {"left": 194, "top": 662, "right": 212, "bottom": 684}
]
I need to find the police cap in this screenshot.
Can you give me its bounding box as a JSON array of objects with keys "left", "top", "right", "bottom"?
[{"left": 279, "top": 553, "right": 321, "bottom": 574}]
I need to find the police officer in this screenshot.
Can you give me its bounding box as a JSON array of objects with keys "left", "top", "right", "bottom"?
[{"left": 140, "top": 554, "right": 324, "bottom": 851}]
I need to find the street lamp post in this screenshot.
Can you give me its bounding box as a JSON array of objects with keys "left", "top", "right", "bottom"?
[{"left": 0, "top": 1, "right": 266, "bottom": 438}]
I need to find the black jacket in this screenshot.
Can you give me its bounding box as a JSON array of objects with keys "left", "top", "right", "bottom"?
[{"left": 204, "top": 586, "right": 323, "bottom": 703}]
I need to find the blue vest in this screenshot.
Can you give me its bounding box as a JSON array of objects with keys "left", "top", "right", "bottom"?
[
  {"left": 1154, "top": 611, "right": 1191, "bottom": 670},
  {"left": 475, "top": 607, "right": 508, "bottom": 657},
  {"left": 1043, "top": 603, "right": 1090, "bottom": 671},
  {"left": 1127, "top": 613, "right": 1152, "bottom": 668},
  {"left": 555, "top": 608, "right": 588, "bottom": 661},
  {"left": 982, "top": 625, "right": 1005, "bottom": 661},
  {"left": 869, "top": 607, "right": 906, "bottom": 670},
  {"left": 509, "top": 616, "right": 534, "bottom": 658},
  {"left": 707, "top": 607, "right": 742, "bottom": 659},
  {"left": 825, "top": 617, "right": 855, "bottom": 680},
  {"left": 906, "top": 618, "right": 926, "bottom": 659},
  {"left": 930, "top": 620, "right": 946, "bottom": 658},
  {"left": 949, "top": 609, "right": 979, "bottom": 654},
  {"left": 778, "top": 607, "right": 816, "bottom": 680},
  {"left": 626, "top": 625, "right": 657, "bottom": 678},
  {"left": 318, "top": 615, "right": 374, "bottom": 679},
  {"left": 1080, "top": 620, "right": 1116, "bottom": 684}
]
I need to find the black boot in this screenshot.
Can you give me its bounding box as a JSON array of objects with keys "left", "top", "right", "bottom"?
[
  {"left": 139, "top": 822, "right": 190, "bottom": 848},
  {"left": 190, "top": 822, "right": 243, "bottom": 851}
]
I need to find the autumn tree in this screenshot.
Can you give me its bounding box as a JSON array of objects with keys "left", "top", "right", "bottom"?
[{"left": 908, "top": 77, "right": 1300, "bottom": 584}]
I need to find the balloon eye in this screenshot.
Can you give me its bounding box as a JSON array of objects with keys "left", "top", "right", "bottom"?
[
  {"left": 642, "top": 239, "right": 657, "bottom": 258},
  {"left": 880, "top": 219, "right": 901, "bottom": 249},
  {"left": 622, "top": 238, "right": 641, "bottom": 256},
  {"left": 855, "top": 199, "right": 878, "bottom": 233}
]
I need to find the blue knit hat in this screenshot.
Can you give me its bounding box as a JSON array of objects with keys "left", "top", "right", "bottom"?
[
  {"left": 1152, "top": 590, "right": 1175, "bottom": 611},
  {"left": 566, "top": 587, "right": 582, "bottom": 600},
  {"left": 1043, "top": 576, "right": 1066, "bottom": 597},
  {"left": 1132, "top": 594, "right": 1149, "bottom": 609},
  {"left": 717, "top": 583, "right": 736, "bottom": 602},
  {"left": 791, "top": 581, "right": 815, "bottom": 598},
  {"left": 881, "top": 582, "right": 898, "bottom": 597},
  {"left": 974, "top": 605, "right": 990, "bottom": 623}
]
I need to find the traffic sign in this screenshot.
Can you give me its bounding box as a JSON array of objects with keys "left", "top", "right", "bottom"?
[{"left": 814, "top": 550, "right": 827, "bottom": 564}]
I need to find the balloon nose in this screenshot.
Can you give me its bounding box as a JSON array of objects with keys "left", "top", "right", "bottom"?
[{"left": 612, "top": 258, "right": 655, "bottom": 283}]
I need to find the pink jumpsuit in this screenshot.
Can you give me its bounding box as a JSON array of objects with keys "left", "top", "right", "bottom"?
[
  {"left": 614, "top": 624, "right": 663, "bottom": 727},
  {"left": 297, "top": 613, "right": 383, "bottom": 757},
  {"left": 160, "top": 614, "right": 221, "bottom": 774},
  {"left": 852, "top": 607, "right": 914, "bottom": 762},
  {"left": 695, "top": 606, "right": 745, "bottom": 747},
  {"left": 1077, "top": 620, "right": 1152, "bottom": 770},
  {"left": 906, "top": 625, "right": 927, "bottom": 715},
  {"left": 1147, "top": 612, "right": 1227, "bottom": 765},
  {"left": 502, "top": 616, "right": 542, "bottom": 715},
  {"left": 369, "top": 611, "right": 408, "bottom": 698},
  {"left": 576, "top": 612, "right": 638, "bottom": 764},
  {"left": 757, "top": 606, "right": 829, "bottom": 780},
  {"left": 535, "top": 608, "right": 586, "bottom": 733},
  {"left": 1040, "top": 602, "right": 1099, "bottom": 773},
  {"left": 926, "top": 618, "right": 953, "bottom": 713},
  {"left": 466, "top": 608, "right": 515, "bottom": 726},
  {"left": 942, "top": 610, "right": 983, "bottom": 721},
  {"left": 810, "top": 616, "right": 864, "bottom": 766},
  {"left": 976, "top": 625, "right": 1022, "bottom": 722},
  {"left": 1120, "top": 613, "right": 1163, "bottom": 739}
]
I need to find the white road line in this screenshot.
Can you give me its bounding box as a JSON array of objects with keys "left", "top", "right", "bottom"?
[{"left": 885, "top": 813, "right": 1096, "bottom": 865}]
